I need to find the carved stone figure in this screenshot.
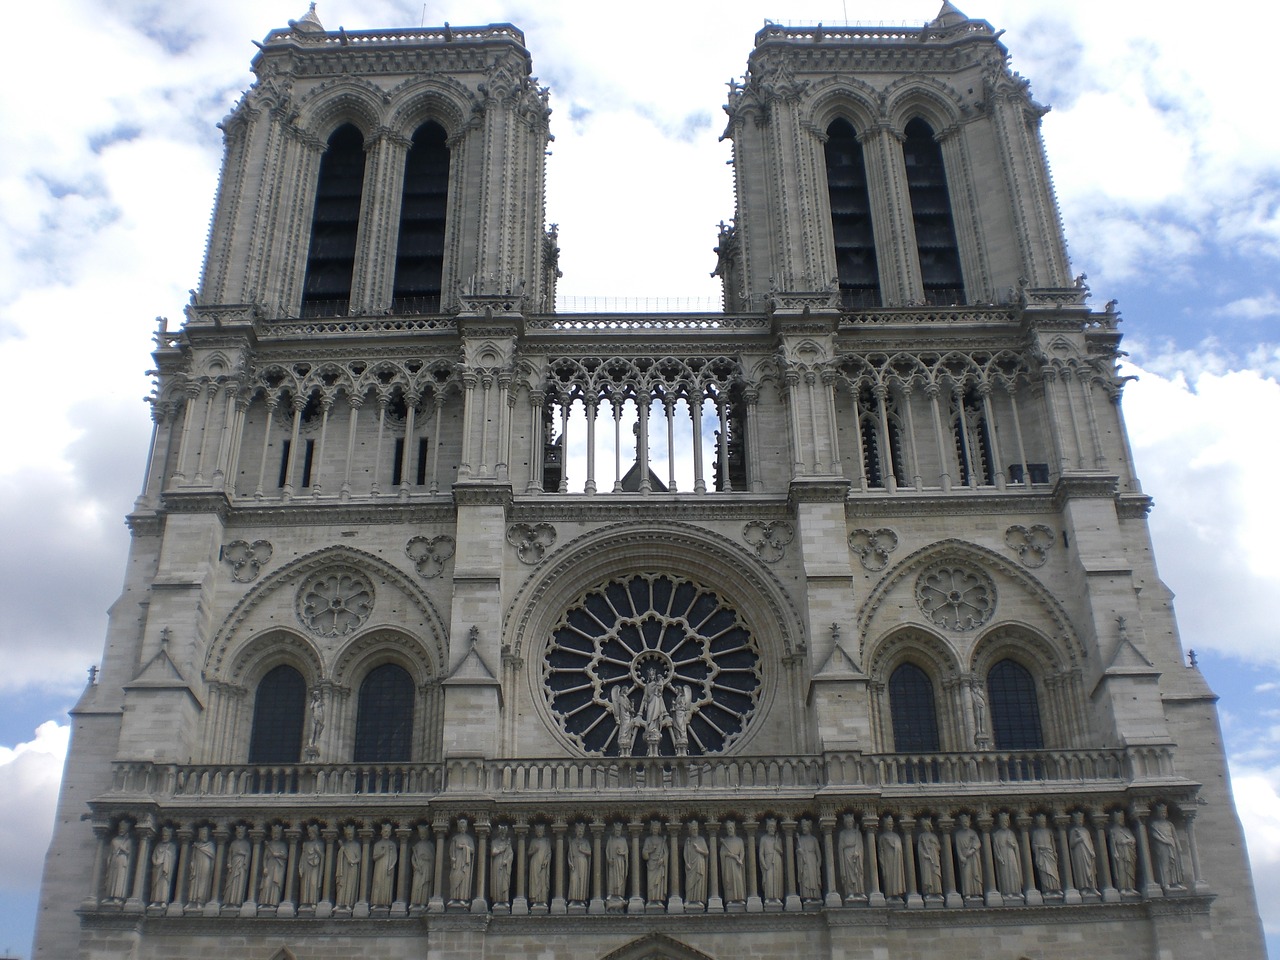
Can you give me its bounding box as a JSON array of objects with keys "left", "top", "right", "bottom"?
[
  {"left": 970, "top": 683, "right": 988, "bottom": 743},
  {"left": 224, "top": 824, "right": 250, "bottom": 906},
  {"left": 1109, "top": 810, "right": 1138, "bottom": 893},
  {"left": 684, "top": 820, "right": 709, "bottom": 904},
  {"left": 105, "top": 820, "right": 133, "bottom": 902},
  {"left": 528, "top": 823, "right": 552, "bottom": 905},
  {"left": 1068, "top": 811, "right": 1097, "bottom": 892},
  {"left": 299, "top": 824, "right": 324, "bottom": 906},
  {"left": 643, "top": 820, "right": 668, "bottom": 902},
  {"left": 878, "top": 816, "right": 906, "bottom": 898},
  {"left": 719, "top": 820, "right": 746, "bottom": 902},
  {"left": 954, "top": 814, "right": 982, "bottom": 897},
  {"left": 1031, "top": 813, "right": 1061, "bottom": 894},
  {"left": 605, "top": 822, "right": 628, "bottom": 900},
  {"left": 992, "top": 812, "right": 1022, "bottom": 896},
  {"left": 640, "top": 667, "right": 671, "bottom": 756},
  {"left": 566, "top": 822, "right": 591, "bottom": 903},
  {"left": 830, "top": 814, "right": 862, "bottom": 900},
  {"left": 409, "top": 824, "right": 435, "bottom": 906},
  {"left": 916, "top": 817, "right": 942, "bottom": 896},
  {"left": 490, "top": 824, "right": 514, "bottom": 904},
  {"left": 611, "top": 686, "right": 639, "bottom": 756},
  {"left": 335, "top": 824, "right": 362, "bottom": 908},
  {"left": 758, "top": 817, "right": 783, "bottom": 902},
  {"left": 796, "top": 819, "right": 822, "bottom": 901},
  {"left": 371, "top": 823, "right": 398, "bottom": 906},
  {"left": 149, "top": 827, "right": 177, "bottom": 906},
  {"left": 672, "top": 685, "right": 693, "bottom": 757},
  {"left": 307, "top": 689, "right": 324, "bottom": 748},
  {"left": 1149, "top": 804, "right": 1184, "bottom": 890},
  {"left": 259, "top": 823, "right": 288, "bottom": 907},
  {"left": 448, "top": 817, "right": 476, "bottom": 904},
  {"left": 188, "top": 825, "right": 215, "bottom": 906}
]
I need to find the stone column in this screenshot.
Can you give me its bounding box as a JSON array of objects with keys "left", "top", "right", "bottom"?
[
  {"left": 393, "top": 826, "right": 411, "bottom": 916},
  {"left": 782, "top": 819, "right": 800, "bottom": 911},
  {"left": 355, "top": 825, "right": 372, "bottom": 918},
  {"left": 1091, "top": 810, "right": 1117, "bottom": 903},
  {"left": 429, "top": 821, "right": 446, "bottom": 913},
  {"left": 707, "top": 820, "right": 723, "bottom": 912},
  {"left": 125, "top": 822, "right": 154, "bottom": 913},
  {"left": 241, "top": 826, "right": 264, "bottom": 917},
  {"left": 1180, "top": 806, "right": 1209, "bottom": 894},
  {"left": 551, "top": 821, "right": 567, "bottom": 914},
  {"left": 744, "top": 818, "right": 761, "bottom": 913},
  {"left": 820, "top": 816, "right": 841, "bottom": 909},
  {"left": 627, "top": 819, "right": 645, "bottom": 914},
  {"left": 865, "top": 817, "right": 885, "bottom": 907},
  {"left": 667, "top": 821, "right": 684, "bottom": 913},
  {"left": 1133, "top": 804, "right": 1160, "bottom": 899},
  {"left": 208, "top": 824, "right": 229, "bottom": 916},
  {"left": 279, "top": 827, "right": 300, "bottom": 918},
  {"left": 83, "top": 824, "right": 109, "bottom": 910},
  {"left": 1017, "top": 813, "right": 1040, "bottom": 905},
  {"left": 900, "top": 815, "right": 922, "bottom": 908},
  {"left": 472, "top": 822, "right": 490, "bottom": 914},
  {"left": 589, "top": 821, "right": 605, "bottom": 914},
  {"left": 171, "top": 827, "right": 192, "bottom": 915},
  {"left": 979, "top": 813, "right": 1002, "bottom": 907},
  {"left": 1055, "top": 812, "right": 1080, "bottom": 905},
  {"left": 938, "top": 814, "right": 961, "bottom": 908},
  {"left": 318, "top": 826, "right": 336, "bottom": 918}
]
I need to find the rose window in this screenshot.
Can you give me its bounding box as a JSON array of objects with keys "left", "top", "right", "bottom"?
[
  {"left": 297, "top": 569, "right": 374, "bottom": 637},
  {"left": 915, "top": 562, "right": 995, "bottom": 631},
  {"left": 544, "top": 574, "right": 761, "bottom": 757}
]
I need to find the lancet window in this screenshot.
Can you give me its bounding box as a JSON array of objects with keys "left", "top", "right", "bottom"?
[
  {"left": 540, "top": 356, "right": 748, "bottom": 495},
  {"left": 824, "top": 118, "right": 880, "bottom": 308},
  {"left": 888, "top": 662, "right": 941, "bottom": 752},
  {"left": 987, "top": 658, "right": 1044, "bottom": 750},
  {"left": 247, "top": 664, "right": 307, "bottom": 764},
  {"left": 902, "top": 118, "right": 964, "bottom": 305},
  {"left": 392, "top": 122, "right": 449, "bottom": 313},
  {"left": 353, "top": 663, "right": 415, "bottom": 763},
  {"left": 301, "top": 125, "right": 367, "bottom": 316}
]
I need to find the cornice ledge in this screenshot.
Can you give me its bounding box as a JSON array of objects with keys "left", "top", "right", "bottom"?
[
  {"left": 845, "top": 491, "right": 1054, "bottom": 518},
  {"left": 1115, "top": 493, "right": 1154, "bottom": 519},
  {"left": 509, "top": 495, "right": 790, "bottom": 523},
  {"left": 1052, "top": 474, "right": 1119, "bottom": 507},
  {"left": 160, "top": 491, "right": 232, "bottom": 519},
  {"left": 452, "top": 482, "right": 514, "bottom": 508},
  {"left": 126, "top": 513, "right": 166, "bottom": 537},
  {"left": 225, "top": 501, "right": 455, "bottom": 527},
  {"left": 789, "top": 478, "right": 852, "bottom": 504}
]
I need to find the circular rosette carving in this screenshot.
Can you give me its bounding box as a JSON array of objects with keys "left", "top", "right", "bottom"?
[
  {"left": 543, "top": 574, "right": 761, "bottom": 757},
  {"left": 296, "top": 568, "right": 374, "bottom": 637},
  {"left": 914, "top": 562, "right": 995, "bottom": 631}
]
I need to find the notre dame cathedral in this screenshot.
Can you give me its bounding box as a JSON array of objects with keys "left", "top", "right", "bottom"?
[{"left": 34, "top": 4, "right": 1267, "bottom": 958}]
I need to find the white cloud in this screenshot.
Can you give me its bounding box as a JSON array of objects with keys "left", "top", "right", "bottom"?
[
  {"left": 0, "top": 723, "right": 70, "bottom": 893},
  {"left": 1232, "top": 760, "right": 1280, "bottom": 937},
  {"left": 1218, "top": 291, "right": 1280, "bottom": 321}
]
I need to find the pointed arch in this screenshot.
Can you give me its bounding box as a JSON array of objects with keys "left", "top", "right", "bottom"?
[
  {"left": 301, "top": 123, "right": 366, "bottom": 312},
  {"left": 599, "top": 933, "right": 719, "bottom": 960}
]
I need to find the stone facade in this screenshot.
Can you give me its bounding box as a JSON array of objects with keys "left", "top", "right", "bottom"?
[{"left": 34, "top": 4, "right": 1267, "bottom": 959}]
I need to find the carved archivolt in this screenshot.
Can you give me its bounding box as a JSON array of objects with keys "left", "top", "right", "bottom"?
[
  {"left": 225, "top": 629, "right": 324, "bottom": 689},
  {"left": 865, "top": 626, "right": 962, "bottom": 685}
]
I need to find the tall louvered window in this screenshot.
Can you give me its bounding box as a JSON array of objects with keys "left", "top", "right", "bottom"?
[
  {"left": 825, "top": 119, "right": 880, "bottom": 308},
  {"left": 392, "top": 122, "right": 449, "bottom": 313},
  {"left": 889, "top": 662, "right": 941, "bottom": 752},
  {"left": 987, "top": 658, "right": 1044, "bottom": 750},
  {"left": 301, "top": 124, "right": 366, "bottom": 316},
  {"left": 354, "top": 663, "right": 415, "bottom": 763},
  {"left": 902, "top": 118, "right": 964, "bottom": 305},
  {"left": 247, "top": 664, "right": 307, "bottom": 763}
]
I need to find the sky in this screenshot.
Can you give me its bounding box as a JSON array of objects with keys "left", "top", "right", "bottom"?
[{"left": 0, "top": 0, "right": 1278, "bottom": 955}]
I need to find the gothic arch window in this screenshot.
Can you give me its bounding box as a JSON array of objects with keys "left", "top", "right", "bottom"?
[
  {"left": 888, "top": 661, "right": 941, "bottom": 752},
  {"left": 824, "top": 118, "right": 880, "bottom": 308},
  {"left": 902, "top": 118, "right": 964, "bottom": 305},
  {"left": 301, "top": 124, "right": 366, "bottom": 316},
  {"left": 248, "top": 664, "right": 307, "bottom": 763},
  {"left": 353, "top": 663, "right": 415, "bottom": 763},
  {"left": 986, "top": 658, "right": 1044, "bottom": 750},
  {"left": 951, "top": 385, "right": 994, "bottom": 486},
  {"left": 392, "top": 121, "right": 449, "bottom": 312}
]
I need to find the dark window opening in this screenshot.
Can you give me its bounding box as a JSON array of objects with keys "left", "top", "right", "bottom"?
[
  {"left": 392, "top": 437, "right": 405, "bottom": 487},
  {"left": 302, "top": 124, "right": 366, "bottom": 314},
  {"left": 825, "top": 119, "right": 881, "bottom": 308},
  {"left": 278, "top": 439, "right": 291, "bottom": 488},
  {"left": 248, "top": 664, "right": 306, "bottom": 764},
  {"left": 391, "top": 122, "right": 449, "bottom": 312},
  {"left": 416, "top": 437, "right": 429, "bottom": 486},
  {"left": 903, "top": 118, "right": 964, "bottom": 304},
  {"left": 953, "top": 388, "right": 994, "bottom": 485},
  {"left": 300, "top": 438, "right": 315, "bottom": 487},
  {"left": 1008, "top": 463, "right": 1050, "bottom": 484},
  {"left": 987, "top": 658, "right": 1044, "bottom": 750},
  {"left": 856, "top": 386, "right": 903, "bottom": 488},
  {"left": 354, "top": 663, "right": 415, "bottom": 763},
  {"left": 889, "top": 662, "right": 941, "bottom": 752}
]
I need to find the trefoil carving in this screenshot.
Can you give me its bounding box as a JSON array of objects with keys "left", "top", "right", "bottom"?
[
  {"left": 406, "top": 535, "right": 456, "bottom": 578},
  {"left": 223, "top": 540, "right": 273, "bottom": 583},
  {"left": 1004, "top": 524, "right": 1054, "bottom": 568},
  {"left": 848, "top": 528, "right": 898, "bottom": 571},
  {"left": 742, "top": 520, "right": 794, "bottom": 563},
  {"left": 507, "top": 523, "right": 556, "bottom": 564}
]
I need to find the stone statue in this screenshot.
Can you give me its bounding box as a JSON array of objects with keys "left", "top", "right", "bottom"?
[
  {"left": 409, "top": 824, "right": 435, "bottom": 906},
  {"left": 448, "top": 817, "right": 476, "bottom": 904},
  {"left": 370, "top": 823, "right": 398, "bottom": 906},
  {"left": 684, "top": 820, "right": 709, "bottom": 904},
  {"left": 259, "top": 823, "right": 288, "bottom": 907},
  {"left": 796, "top": 819, "right": 822, "bottom": 901},
  {"left": 1149, "top": 804, "right": 1184, "bottom": 890},
  {"left": 224, "top": 824, "right": 250, "bottom": 906},
  {"left": 299, "top": 824, "right": 324, "bottom": 906},
  {"left": 188, "top": 825, "right": 215, "bottom": 906},
  {"left": 1109, "top": 810, "right": 1138, "bottom": 893},
  {"left": 490, "top": 824, "right": 514, "bottom": 904},
  {"left": 643, "top": 819, "right": 668, "bottom": 902},
  {"left": 878, "top": 815, "right": 906, "bottom": 898},
  {"left": 719, "top": 820, "right": 746, "bottom": 902},
  {"left": 954, "top": 814, "right": 982, "bottom": 897},
  {"left": 838, "top": 813, "right": 865, "bottom": 898},
  {"left": 992, "top": 812, "right": 1022, "bottom": 896},
  {"left": 970, "top": 683, "right": 988, "bottom": 743},
  {"left": 105, "top": 820, "right": 133, "bottom": 902},
  {"left": 307, "top": 689, "right": 324, "bottom": 747},
  {"left": 567, "top": 822, "right": 591, "bottom": 903},
  {"left": 605, "top": 822, "right": 629, "bottom": 900},
  {"left": 611, "top": 686, "right": 639, "bottom": 756},
  {"left": 1068, "top": 811, "right": 1097, "bottom": 892},
  {"left": 149, "top": 826, "right": 177, "bottom": 906},
  {"left": 1030, "top": 813, "right": 1061, "bottom": 894},
  {"left": 640, "top": 667, "right": 672, "bottom": 757},
  {"left": 335, "top": 823, "right": 362, "bottom": 908},
  {"left": 917, "top": 817, "right": 942, "bottom": 896},
  {"left": 528, "top": 823, "right": 552, "bottom": 905},
  {"left": 758, "top": 817, "right": 783, "bottom": 902},
  {"left": 672, "top": 685, "right": 693, "bottom": 757}
]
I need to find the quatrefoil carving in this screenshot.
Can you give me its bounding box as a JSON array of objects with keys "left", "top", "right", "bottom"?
[
  {"left": 222, "top": 540, "right": 273, "bottom": 583},
  {"left": 406, "top": 535, "right": 456, "bottom": 579},
  {"left": 1005, "top": 524, "right": 1054, "bottom": 568},
  {"left": 507, "top": 523, "right": 557, "bottom": 564},
  {"left": 743, "top": 520, "right": 794, "bottom": 563},
  {"left": 848, "top": 528, "right": 898, "bottom": 571}
]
